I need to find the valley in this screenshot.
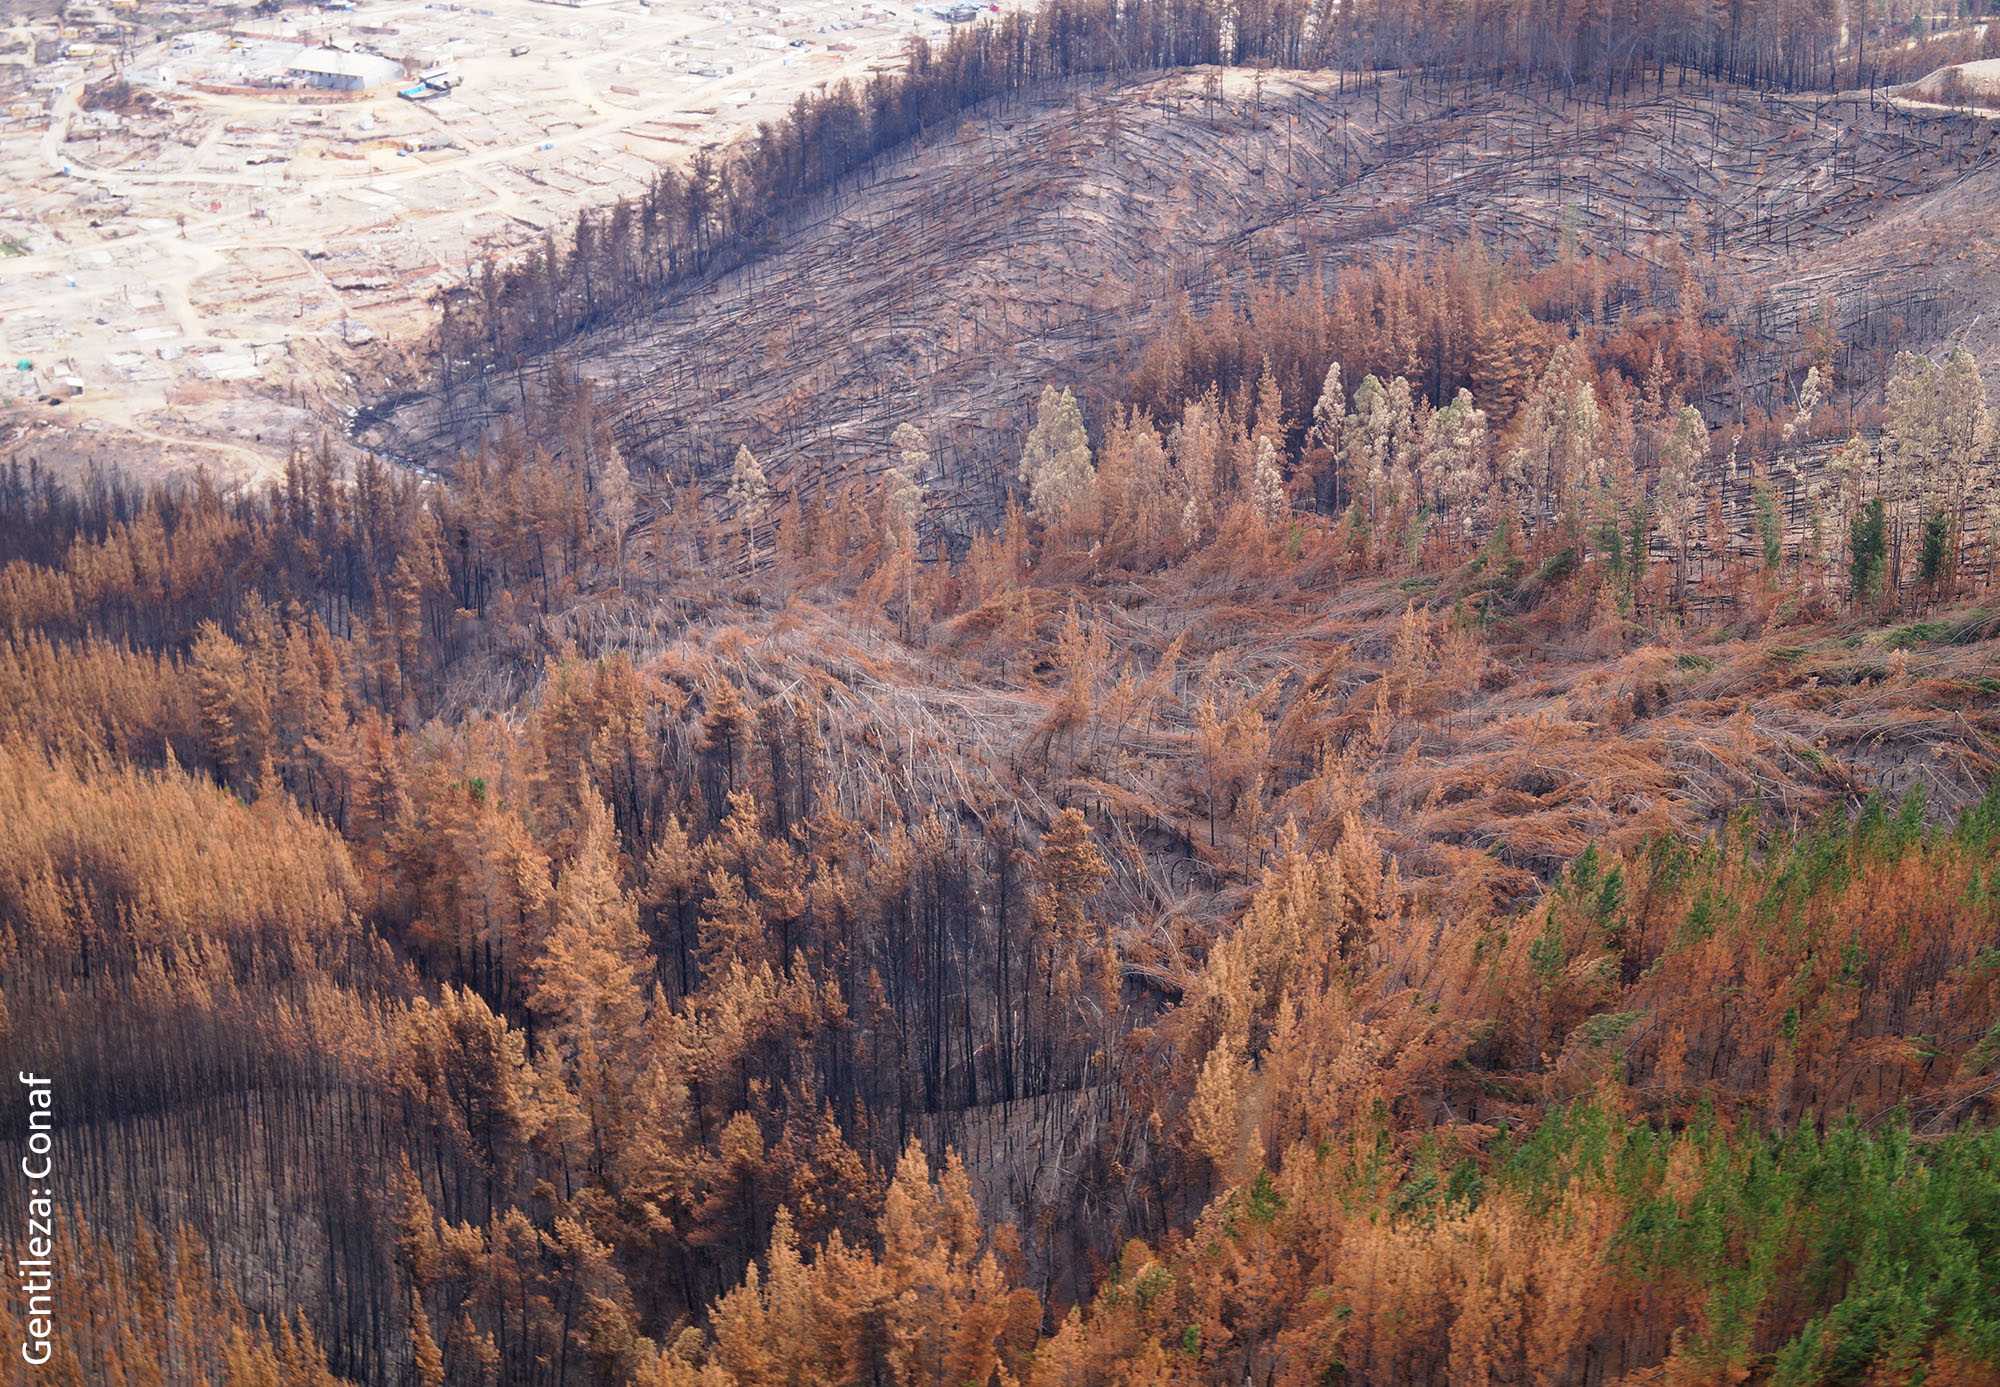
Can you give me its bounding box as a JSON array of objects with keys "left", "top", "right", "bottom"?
[{"left": 5, "top": 4, "right": 2000, "bottom": 1384}]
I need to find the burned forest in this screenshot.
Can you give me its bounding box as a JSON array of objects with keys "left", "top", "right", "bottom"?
[{"left": 5, "top": 0, "right": 2000, "bottom": 1384}]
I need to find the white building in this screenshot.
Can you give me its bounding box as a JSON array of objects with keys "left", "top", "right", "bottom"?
[{"left": 286, "top": 47, "right": 404, "bottom": 91}]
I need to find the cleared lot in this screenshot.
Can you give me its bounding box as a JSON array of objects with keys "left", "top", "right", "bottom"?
[{"left": 0, "top": 0, "right": 1008, "bottom": 479}]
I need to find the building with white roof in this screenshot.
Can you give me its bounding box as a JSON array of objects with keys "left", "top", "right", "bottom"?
[{"left": 286, "top": 46, "right": 403, "bottom": 90}]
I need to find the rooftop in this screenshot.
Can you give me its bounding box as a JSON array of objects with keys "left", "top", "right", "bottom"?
[{"left": 286, "top": 46, "right": 404, "bottom": 83}]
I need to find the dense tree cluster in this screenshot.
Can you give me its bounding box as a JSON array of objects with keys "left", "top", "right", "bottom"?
[
  {"left": 6, "top": 280, "right": 2000, "bottom": 1380},
  {"left": 1073, "top": 245, "right": 1995, "bottom": 614}
]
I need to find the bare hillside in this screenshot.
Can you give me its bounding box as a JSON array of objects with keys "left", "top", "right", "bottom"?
[{"left": 370, "top": 67, "right": 2000, "bottom": 521}]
